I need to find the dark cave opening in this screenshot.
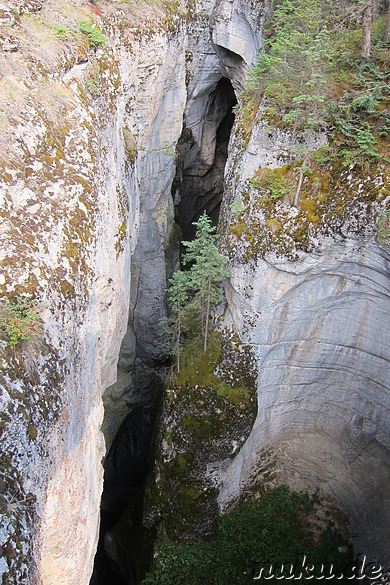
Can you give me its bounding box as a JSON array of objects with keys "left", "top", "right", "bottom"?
[{"left": 173, "top": 76, "right": 237, "bottom": 240}]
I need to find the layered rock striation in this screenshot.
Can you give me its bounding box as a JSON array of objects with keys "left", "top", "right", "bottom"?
[
  {"left": 218, "top": 109, "right": 390, "bottom": 565},
  {"left": 1, "top": 0, "right": 389, "bottom": 581}
]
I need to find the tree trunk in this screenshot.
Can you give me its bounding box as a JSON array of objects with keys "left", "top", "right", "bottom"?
[
  {"left": 289, "top": 78, "right": 303, "bottom": 164},
  {"left": 362, "top": 0, "right": 373, "bottom": 58},
  {"left": 200, "top": 288, "right": 204, "bottom": 337},
  {"left": 289, "top": 116, "right": 299, "bottom": 164},
  {"left": 204, "top": 277, "right": 211, "bottom": 352},
  {"left": 177, "top": 309, "right": 180, "bottom": 374},
  {"left": 294, "top": 155, "right": 308, "bottom": 207},
  {"left": 384, "top": 0, "right": 390, "bottom": 43}
]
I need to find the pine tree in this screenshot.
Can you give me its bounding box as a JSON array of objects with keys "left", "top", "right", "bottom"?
[{"left": 182, "top": 212, "right": 230, "bottom": 352}]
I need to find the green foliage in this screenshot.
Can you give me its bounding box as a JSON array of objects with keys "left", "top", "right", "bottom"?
[
  {"left": 51, "top": 23, "right": 69, "bottom": 40},
  {"left": 246, "top": 0, "right": 330, "bottom": 141},
  {"left": 229, "top": 194, "right": 244, "bottom": 216},
  {"left": 173, "top": 332, "right": 219, "bottom": 383},
  {"left": 166, "top": 212, "right": 230, "bottom": 360},
  {"left": 240, "top": 0, "right": 390, "bottom": 170},
  {"left": 166, "top": 270, "right": 189, "bottom": 373},
  {"left": 142, "top": 485, "right": 352, "bottom": 585},
  {"left": 170, "top": 332, "right": 253, "bottom": 408},
  {"left": 86, "top": 72, "right": 101, "bottom": 96},
  {"left": 249, "top": 169, "right": 290, "bottom": 201},
  {"left": 326, "top": 54, "right": 390, "bottom": 167},
  {"left": 76, "top": 20, "right": 106, "bottom": 47},
  {"left": 0, "top": 297, "right": 41, "bottom": 348},
  {"left": 377, "top": 208, "right": 390, "bottom": 242}
]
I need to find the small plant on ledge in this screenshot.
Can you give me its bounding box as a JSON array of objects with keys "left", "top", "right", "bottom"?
[
  {"left": 0, "top": 297, "right": 42, "bottom": 348},
  {"left": 377, "top": 208, "right": 390, "bottom": 243},
  {"left": 76, "top": 20, "right": 106, "bottom": 48}
]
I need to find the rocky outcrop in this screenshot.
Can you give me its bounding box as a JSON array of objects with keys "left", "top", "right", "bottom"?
[
  {"left": 2, "top": 0, "right": 388, "bottom": 580},
  {"left": 217, "top": 108, "right": 390, "bottom": 565},
  {"left": 220, "top": 238, "right": 390, "bottom": 562},
  {"left": 0, "top": 0, "right": 266, "bottom": 582},
  {"left": 0, "top": 9, "right": 135, "bottom": 579}
]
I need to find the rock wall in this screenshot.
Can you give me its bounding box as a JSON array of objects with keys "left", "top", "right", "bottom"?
[
  {"left": 0, "top": 0, "right": 266, "bottom": 582},
  {"left": 4, "top": 0, "right": 388, "bottom": 580},
  {"left": 0, "top": 2, "right": 137, "bottom": 579},
  {"left": 218, "top": 108, "right": 390, "bottom": 565}
]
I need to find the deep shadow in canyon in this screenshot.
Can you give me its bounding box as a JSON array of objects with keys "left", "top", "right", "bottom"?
[
  {"left": 89, "top": 406, "right": 158, "bottom": 585},
  {"left": 174, "top": 77, "right": 237, "bottom": 240},
  {"left": 90, "top": 76, "right": 237, "bottom": 585}
]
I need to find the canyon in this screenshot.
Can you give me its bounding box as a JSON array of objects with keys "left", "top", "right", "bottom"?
[{"left": 0, "top": 0, "right": 389, "bottom": 583}]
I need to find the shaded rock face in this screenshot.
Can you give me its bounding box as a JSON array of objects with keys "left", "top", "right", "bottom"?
[
  {"left": 90, "top": 405, "right": 158, "bottom": 585},
  {"left": 218, "top": 114, "right": 390, "bottom": 565},
  {"left": 175, "top": 77, "right": 237, "bottom": 240},
  {"left": 103, "top": 0, "right": 264, "bottom": 444},
  {"left": 94, "top": 3, "right": 264, "bottom": 580},
  {"left": 0, "top": 0, "right": 265, "bottom": 581},
  {"left": 210, "top": 0, "right": 264, "bottom": 92}
]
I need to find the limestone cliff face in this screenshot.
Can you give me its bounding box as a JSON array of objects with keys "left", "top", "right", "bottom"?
[
  {"left": 0, "top": 2, "right": 136, "bottom": 581},
  {"left": 102, "top": 0, "right": 265, "bottom": 442},
  {"left": 1, "top": 0, "right": 388, "bottom": 581},
  {"left": 0, "top": 0, "right": 265, "bottom": 582},
  {"left": 218, "top": 109, "right": 390, "bottom": 564}
]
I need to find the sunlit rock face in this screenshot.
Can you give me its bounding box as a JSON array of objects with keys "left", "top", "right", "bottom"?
[{"left": 2, "top": 0, "right": 389, "bottom": 581}]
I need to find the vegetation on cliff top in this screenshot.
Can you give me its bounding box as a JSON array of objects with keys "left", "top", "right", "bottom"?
[
  {"left": 240, "top": 0, "right": 390, "bottom": 165},
  {"left": 228, "top": 0, "right": 390, "bottom": 259}
]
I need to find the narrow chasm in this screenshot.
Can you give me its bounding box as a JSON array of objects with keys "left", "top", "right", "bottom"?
[
  {"left": 90, "top": 396, "right": 162, "bottom": 585},
  {"left": 90, "top": 76, "right": 237, "bottom": 585},
  {"left": 173, "top": 77, "right": 237, "bottom": 240}
]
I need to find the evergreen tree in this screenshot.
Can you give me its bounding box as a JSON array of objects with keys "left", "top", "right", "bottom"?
[
  {"left": 248, "top": 0, "right": 330, "bottom": 147},
  {"left": 182, "top": 212, "right": 230, "bottom": 352},
  {"left": 246, "top": 0, "right": 332, "bottom": 204},
  {"left": 165, "top": 213, "right": 230, "bottom": 368}
]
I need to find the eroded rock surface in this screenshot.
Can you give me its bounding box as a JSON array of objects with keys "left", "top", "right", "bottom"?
[
  {"left": 1, "top": 0, "right": 389, "bottom": 581},
  {"left": 0, "top": 0, "right": 265, "bottom": 582},
  {"left": 218, "top": 108, "right": 390, "bottom": 566}
]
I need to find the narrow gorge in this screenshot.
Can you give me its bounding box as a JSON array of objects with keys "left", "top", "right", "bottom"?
[{"left": 0, "top": 0, "right": 389, "bottom": 583}]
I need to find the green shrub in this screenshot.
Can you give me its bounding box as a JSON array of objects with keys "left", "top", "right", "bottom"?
[
  {"left": 249, "top": 171, "right": 289, "bottom": 200},
  {"left": 0, "top": 297, "right": 42, "bottom": 348},
  {"left": 76, "top": 20, "right": 106, "bottom": 47},
  {"left": 51, "top": 23, "right": 69, "bottom": 40},
  {"left": 143, "top": 485, "right": 352, "bottom": 585}
]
